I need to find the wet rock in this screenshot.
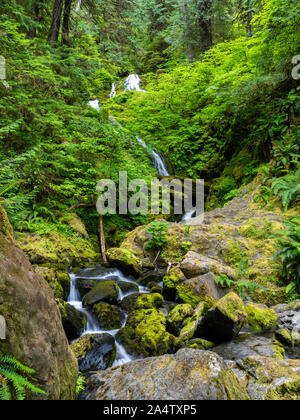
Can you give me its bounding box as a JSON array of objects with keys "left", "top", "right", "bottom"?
[
  {"left": 71, "top": 333, "right": 116, "bottom": 372},
  {"left": 178, "top": 272, "right": 226, "bottom": 305},
  {"left": 199, "top": 292, "right": 248, "bottom": 342},
  {"left": 212, "top": 333, "right": 285, "bottom": 361},
  {"left": 92, "top": 302, "right": 125, "bottom": 330},
  {"left": 82, "top": 280, "right": 119, "bottom": 307},
  {"left": 58, "top": 300, "right": 87, "bottom": 340},
  {"left": 245, "top": 302, "right": 278, "bottom": 333},
  {"left": 80, "top": 349, "right": 249, "bottom": 400},
  {"left": 163, "top": 267, "right": 186, "bottom": 301},
  {"left": 139, "top": 270, "right": 165, "bottom": 286},
  {"left": 117, "top": 281, "right": 139, "bottom": 294},
  {"left": 273, "top": 300, "right": 300, "bottom": 348}
]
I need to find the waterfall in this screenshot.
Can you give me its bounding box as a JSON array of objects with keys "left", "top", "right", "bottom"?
[
  {"left": 124, "top": 74, "right": 145, "bottom": 92},
  {"left": 108, "top": 83, "right": 117, "bottom": 99},
  {"left": 181, "top": 210, "right": 196, "bottom": 221},
  {"left": 136, "top": 137, "right": 170, "bottom": 177},
  {"left": 74, "top": 0, "right": 82, "bottom": 12},
  {"left": 88, "top": 99, "right": 100, "bottom": 111},
  {"left": 67, "top": 267, "right": 148, "bottom": 366}
]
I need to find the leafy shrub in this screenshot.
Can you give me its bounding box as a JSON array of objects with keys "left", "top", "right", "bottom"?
[{"left": 146, "top": 221, "right": 170, "bottom": 251}]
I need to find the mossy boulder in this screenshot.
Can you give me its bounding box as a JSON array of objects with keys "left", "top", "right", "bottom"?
[
  {"left": 92, "top": 302, "right": 125, "bottom": 330},
  {"left": 116, "top": 308, "right": 174, "bottom": 357},
  {"left": 200, "top": 292, "right": 248, "bottom": 342},
  {"left": 166, "top": 304, "right": 194, "bottom": 335},
  {"left": 176, "top": 281, "right": 215, "bottom": 309},
  {"left": 120, "top": 293, "right": 164, "bottom": 313},
  {"left": 0, "top": 206, "right": 78, "bottom": 399},
  {"left": 163, "top": 267, "right": 185, "bottom": 300},
  {"left": 83, "top": 280, "right": 119, "bottom": 307},
  {"left": 175, "top": 302, "right": 207, "bottom": 346},
  {"left": 107, "top": 248, "right": 142, "bottom": 277},
  {"left": 245, "top": 302, "right": 278, "bottom": 333},
  {"left": 71, "top": 333, "right": 116, "bottom": 372},
  {"left": 57, "top": 299, "right": 87, "bottom": 340},
  {"left": 275, "top": 328, "right": 294, "bottom": 347}
]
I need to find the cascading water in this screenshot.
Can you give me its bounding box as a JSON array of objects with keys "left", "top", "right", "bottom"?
[
  {"left": 136, "top": 137, "right": 170, "bottom": 177},
  {"left": 67, "top": 267, "right": 148, "bottom": 367},
  {"left": 88, "top": 99, "right": 100, "bottom": 111},
  {"left": 124, "top": 74, "right": 145, "bottom": 92},
  {"left": 108, "top": 83, "right": 117, "bottom": 99}
]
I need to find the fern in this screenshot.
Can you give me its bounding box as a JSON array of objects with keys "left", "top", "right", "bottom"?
[
  {"left": 271, "top": 169, "right": 300, "bottom": 211},
  {"left": 0, "top": 354, "right": 46, "bottom": 400}
]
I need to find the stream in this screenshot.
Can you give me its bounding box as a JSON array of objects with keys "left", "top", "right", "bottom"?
[{"left": 68, "top": 267, "right": 149, "bottom": 367}]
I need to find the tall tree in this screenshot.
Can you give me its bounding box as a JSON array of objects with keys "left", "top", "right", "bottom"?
[
  {"left": 62, "top": 0, "right": 73, "bottom": 45},
  {"left": 28, "top": 0, "right": 40, "bottom": 39},
  {"left": 48, "top": 0, "right": 64, "bottom": 43},
  {"left": 196, "top": 0, "right": 213, "bottom": 52}
]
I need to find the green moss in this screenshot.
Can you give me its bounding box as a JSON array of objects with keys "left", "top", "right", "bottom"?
[
  {"left": 92, "top": 302, "right": 124, "bottom": 329},
  {"left": 245, "top": 302, "right": 278, "bottom": 333},
  {"left": 216, "top": 292, "right": 247, "bottom": 324},
  {"left": 107, "top": 247, "right": 143, "bottom": 276},
  {"left": 275, "top": 328, "right": 294, "bottom": 347},
  {"left": 176, "top": 283, "right": 215, "bottom": 309},
  {"left": 166, "top": 304, "right": 194, "bottom": 335},
  {"left": 116, "top": 308, "right": 174, "bottom": 357},
  {"left": 184, "top": 338, "right": 215, "bottom": 350},
  {"left": 163, "top": 267, "right": 185, "bottom": 300},
  {"left": 59, "top": 213, "right": 88, "bottom": 238}
]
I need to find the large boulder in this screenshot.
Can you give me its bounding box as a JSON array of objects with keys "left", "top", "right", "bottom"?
[
  {"left": 199, "top": 292, "right": 248, "bottom": 342},
  {"left": 80, "top": 349, "right": 249, "bottom": 400},
  {"left": 180, "top": 251, "right": 236, "bottom": 280},
  {"left": 120, "top": 293, "right": 164, "bottom": 313},
  {"left": 116, "top": 308, "right": 174, "bottom": 357},
  {"left": 82, "top": 280, "right": 119, "bottom": 307},
  {"left": 0, "top": 207, "right": 78, "bottom": 400},
  {"left": 71, "top": 333, "right": 116, "bottom": 372}
]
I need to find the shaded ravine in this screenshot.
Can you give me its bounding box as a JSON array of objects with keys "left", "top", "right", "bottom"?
[{"left": 68, "top": 267, "right": 149, "bottom": 367}]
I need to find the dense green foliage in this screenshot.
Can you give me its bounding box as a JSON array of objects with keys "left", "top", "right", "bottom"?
[
  {"left": 0, "top": 0, "right": 299, "bottom": 293},
  {"left": 0, "top": 354, "right": 46, "bottom": 400}
]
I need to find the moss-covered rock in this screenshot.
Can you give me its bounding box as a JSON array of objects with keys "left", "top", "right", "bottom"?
[
  {"left": 275, "top": 328, "right": 294, "bottom": 347},
  {"left": 83, "top": 280, "right": 119, "bottom": 307},
  {"left": 163, "top": 267, "right": 185, "bottom": 300},
  {"left": 117, "top": 281, "right": 139, "bottom": 294},
  {"left": 71, "top": 333, "right": 116, "bottom": 372},
  {"left": 176, "top": 281, "right": 215, "bottom": 309},
  {"left": 120, "top": 292, "right": 164, "bottom": 313},
  {"left": 107, "top": 248, "right": 142, "bottom": 277},
  {"left": 59, "top": 213, "right": 89, "bottom": 238},
  {"left": 116, "top": 308, "right": 174, "bottom": 357},
  {"left": 200, "top": 292, "right": 248, "bottom": 342},
  {"left": 92, "top": 302, "right": 125, "bottom": 330},
  {"left": 166, "top": 304, "right": 194, "bottom": 335},
  {"left": 245, "top": 302, "right": 278, "bottom": 333},
  {"left": 175, "top": 302, "right": 207, "bottom": 346}
]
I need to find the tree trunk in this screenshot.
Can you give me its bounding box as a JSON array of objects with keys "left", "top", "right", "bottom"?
[
  {"left": 48, "top": 0, "right": 64, "bottom": 43},
  {"left": 28, "top": 0, "right": 41, "bottom": 39},
  {"left": 246, "top": 0, "right": 253, "bottom": 38},
  {"left": 182, "top": 0, "right": 196, "bottom": 62},
  {"left": 62, "top": 0, "right": 73, "bottom": 45},
  {"left": 98, "top": 215, "right": 108, "bottom": 264},
  {"left": 197, "top": 0, "right": 213, "bottom": 52}
]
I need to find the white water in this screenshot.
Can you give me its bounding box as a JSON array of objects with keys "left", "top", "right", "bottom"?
[
  {"left": 181, "top": 210, "right": 196, "bottom": 221},
  {"left": 136, "top": 137, "right": 170, "bottom": 177},
  {"left": 74, "top": 0, "right": 82, "bottom": 12},
  {"left": 108, "top": 83, "right": 117, "bottom": 99},
  {"left": 67, "top": 268, "right": 148, "bottom": 366},
  {"left": 88, "top": 99, "right": 100, "bottom": 111},
  {"left": 124, "top": 74, "right": 145, "bottom": 92}
]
